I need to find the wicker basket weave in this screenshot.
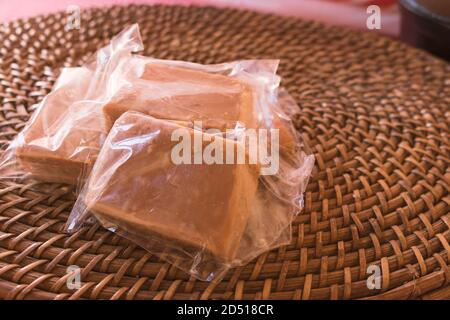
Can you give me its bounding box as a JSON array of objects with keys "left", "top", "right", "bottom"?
[{"left": 0, "top": 5, "right": 449, "bottom": 300}]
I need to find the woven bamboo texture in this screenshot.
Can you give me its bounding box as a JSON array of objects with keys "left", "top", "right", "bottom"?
[{"left": 0, "top": 5, "right": 449, "bottom": 300}]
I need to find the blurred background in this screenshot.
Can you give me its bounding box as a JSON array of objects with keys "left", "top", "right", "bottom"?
[
  {"left": 0, "top": 0, "right": 400, "bottom": 36},
  {"left": 0, "top": 0, "right": 449, "bottom": 60}
]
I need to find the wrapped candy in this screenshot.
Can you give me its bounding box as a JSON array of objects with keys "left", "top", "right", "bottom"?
[
  {"left": 68, "top": 111, "right": 314, "bottom": 280},
  {"left": 0, "top": 24, "right": 314, "bottom": 280}
]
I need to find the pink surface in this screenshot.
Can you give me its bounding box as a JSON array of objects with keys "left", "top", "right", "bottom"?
[{"left": 0, "top": 0, "right": 400, "bottom": 36}]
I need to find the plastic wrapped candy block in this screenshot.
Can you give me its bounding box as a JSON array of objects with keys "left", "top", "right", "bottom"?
[
  {"left": 13, "top": 68, "right": 111, "bottom": 184},
  {"left": 0, "top": 24, "right": 300, "bottom": 187},
  {"left": 0, "top": 24, "right": 144, "bottom": 185},
  {"left": 105, "top": 57, "right": 298, "bottom": 154},
  {"left": 69, "top": 112, "right": 261, "bottom": 279},
  {"left": 68, "top": 111, "right": 314, "bottom": 280}
]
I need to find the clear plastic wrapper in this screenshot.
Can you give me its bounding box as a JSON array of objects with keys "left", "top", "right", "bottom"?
[
  {"left": 0, "top": 24, "right": 302, "bottom": 187},
  {"left": 68, "top": 111, "right": 314, "bottom": 280},
  {"left": 0, "top": 24, "right": 144, "bottom": 186},
  {"left": 0, "top": 24, "right": 314, "bottom": 280}
]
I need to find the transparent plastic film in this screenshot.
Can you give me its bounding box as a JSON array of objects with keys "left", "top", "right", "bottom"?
[
  {"left": 68, "top": 111, "right": 314, "bottom": 280},
  {"left": 0, "top": 23, "right": 290, "bottom": 189},
  {"left": 65, "top": 25, "right": 314, "bottom": 278},
  {"left": 0, "top": 23, "right": 314, "bottom": 281},
  {"left": 0, "top": 24, "right": 143, "bottom": 188}
]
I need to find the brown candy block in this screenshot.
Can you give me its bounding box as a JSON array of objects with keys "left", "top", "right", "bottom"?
[
  {"left": 14, "top": 61, "right": 297, "bottom": 186},
  {"left": 85, "top": 112, "right": 260, "bottom": 263},
  {"left": 104, "top": 62, "right": 258, "bottom": 130},
  {"left": 106, "top": 62, "right": 297, "bottom": 152},
  {"left": 15, "top": 68, "right": 111, "bottom": 184}
]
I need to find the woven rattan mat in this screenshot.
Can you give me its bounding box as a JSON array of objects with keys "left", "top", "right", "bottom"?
[{"left": 0, "top": 5, "right": 449, "bottom": 300}]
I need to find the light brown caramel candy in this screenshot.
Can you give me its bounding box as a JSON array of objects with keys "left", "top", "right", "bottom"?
[
  {"left": 104, "top": 62, "right": 258, "bottom": 130},
  {"left": 15, "top": 68, "right": 111, "bottom": 184},
  {"left": 85, "top": 112, "right": 260, "bottom": 262},
  {"left": 15, "top": 62, "right": 296, "bottom": 185},
  {"left": 105, "top": 61, "right": 296, "bottom": 151}
]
